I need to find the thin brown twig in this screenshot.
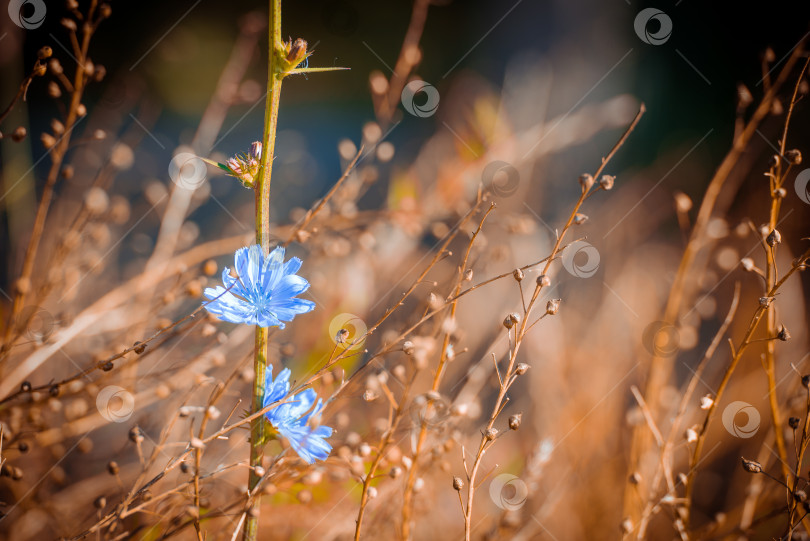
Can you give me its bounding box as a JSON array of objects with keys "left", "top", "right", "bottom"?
[
  {"left": 401, "top": 201, "right": 497, "bottom": 540},
  {"left": 462, "top": 103, "right": 645, "bottom": 540}
]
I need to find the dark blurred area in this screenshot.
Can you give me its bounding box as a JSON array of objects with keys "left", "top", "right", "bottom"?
[{"left": 2, "top": 0, "right": 810, "bottom": 288}]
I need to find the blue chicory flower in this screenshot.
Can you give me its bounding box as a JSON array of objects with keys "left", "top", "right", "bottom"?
[
  {"left": 203, "top": 245, "right": 315, "bottom": 328},
  {"left": 263, "top": 365, "right": 332, "bottom": 464}
]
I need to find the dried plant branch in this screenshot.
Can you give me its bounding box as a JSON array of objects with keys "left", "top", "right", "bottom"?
[{"left": 461, "top": 104, "right": 645, "bottom": 540}]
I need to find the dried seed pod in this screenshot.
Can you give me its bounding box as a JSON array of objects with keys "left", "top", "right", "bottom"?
[
  {"left": 11, "top": 126, "right": 27, "bottom": 142},
  {"left": 203, "top": 259, "right": 217, "bottom": 276},
  {"left": 453, "top": 476, "right": 464, "bottom": 491},
  {"left": 61, "top": 18, "right": 78, "bottom": 31},
  {"left": 93, "top": 64, "right": 107, "bottom": 82},
  {"left": 741, "top": 457, "right": 762, "bottom": 474},
  {"left": 503, "top": 313, "right": 520, "bottom": 329},
  {"left": 786, "top": 149, "right": 802, "bottom": 165},
  {"left": 47, "top": 81, "right": 61, "bottom": 98},
  {"left": 51, "top": 119, "right": 65, "bottom": 135},
  {"left": 546, "top": 299, "right": 560, "bottom": 315},
  {"left": 599, "top": 175, "right": 615, "bottom": 190},
  {"left": 515, "top": 363, "right": 529, "bottom": 375},
  {"left": 778, "top": 325, "right": 791, "bottom": 342},
  {"left": 402, "top": 341, "right": 414, "bottom": 355},
  {"left": 579, "top": 173, "right": 594, "bottom": 191},
  {"left": 508, "top": 413, "right": 522, "bottom": 431},
  {"left": 674, "top": 191, "right": 692, "bottom": 213},
  {"left": 536, "top": 274, "right": 551, "bottom": 287},
  {"left": 37, "top": 46, "right": 52, "bottom": 60},
  {"left": 129, "top": 426, "right": 144, "bottom": 444},
  {"left": 699, "top": 395, "right": 713, "bottom": 410},
  {"left": 737, "top": 84, "right": 753, "bottom": 107},
  {"left": 685, "top": 427, "right": 698, "bottom": 443},
  {"left": 107, "top": 461, "right": 119, "bottom": 475},
  {"left": 336, "top": 328, "right": 350, "bottom": 344},
  {"left": 84, "top": 187, "right": 109, "bottom": 215},
  {"left": 789, "top": 417, "right": 801, "bottom": 429},
  {"left": 41, "top": 133, "right": 56, "bottom": 149},
  {"left": 513, "top": 268, "right": 524, "bottom": 282},
  {"left": 484, "top": 428, "right": 498, "bottom": 441}
]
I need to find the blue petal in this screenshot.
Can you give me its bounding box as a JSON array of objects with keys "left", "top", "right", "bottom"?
[
  {"left": 298, "top": 397, "right": 323, "bottom": 426},
  {"left": 233, "top": 246, "right": 253, "bottom": 291},
  {"left": 205, "top": 244, "right": 315, "bottom": 329},
  {"left": 273, "top": 275, "right": 310, "bottom": 300},
  {"left": 270, "top": 299, "right": 316, "bottom": 322},
  {"left": 203, "top": 287, "right": 256, "bottom": 324},
  {"left": 261, "top": 247, "right": 287, "bottom": 293},
  {"left": 245, "top": 245, "right": 265, "bottom": 293},
  {"left": 255, "top": 310, "right": 283, "bottom": 328},
  {"left": 283, "top": 257, "right": 303, "bottom": 276},
  {"left": 278, "top": 423, "right": 333, "bottom": 464},
  {"left": 220, "top": 267, "right": 249, "bottom": 299}
]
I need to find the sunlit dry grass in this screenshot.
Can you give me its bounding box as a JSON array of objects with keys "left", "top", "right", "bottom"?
[{"left": 1, "top": 2, "right": 809, "bottom": 540}]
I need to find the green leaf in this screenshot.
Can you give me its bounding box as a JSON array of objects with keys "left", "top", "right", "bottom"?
[
  {"left": 199, "top": 157, "right": 231, "bottom": 173},
  {"left": 284, "top": 66, "right": 351, "bottom": 77}
]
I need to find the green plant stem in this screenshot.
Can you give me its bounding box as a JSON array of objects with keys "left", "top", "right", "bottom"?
[{"left": 243, "top": 1, "right": 282, "bottom": 540}]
